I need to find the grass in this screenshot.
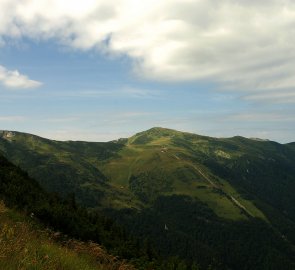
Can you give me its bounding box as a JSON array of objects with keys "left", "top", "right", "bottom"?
[
  {"left": 0, "top": 127, "right": 281, "bottom": 221},
  {"left": 98, "top": 135, "right": 252, "bottom": 220},
  {"left": 99, "top": 135, "right": 261, "bottom": 220},
  {"left": 218, "top": 179, "right": 268, "bottom": 221},
  {"left": 0, "top": 201, "right": 135, "bottom": 270}
]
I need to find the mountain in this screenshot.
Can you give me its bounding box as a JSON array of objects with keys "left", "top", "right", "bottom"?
[
  {"left": 1, "top": 127, "right": 295, "bottom": 269},
  {"left": 1, "top": 127, "right": 295, "bottom": 220}
]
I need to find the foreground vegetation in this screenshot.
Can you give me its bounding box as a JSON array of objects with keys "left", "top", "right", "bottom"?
[{"left": 0, "top": 201, "right": 135, "bottom": 270}]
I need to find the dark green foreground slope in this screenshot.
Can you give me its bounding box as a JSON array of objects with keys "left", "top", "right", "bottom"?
[
  {"left": 1, "top": 128, "right": 295, "bottom": 269},
  {"left": 0, "top": 202, "right": 131, "bottom": 270},
  {"left": 0, "top": 154, "right": 175, "bottom": 270}
]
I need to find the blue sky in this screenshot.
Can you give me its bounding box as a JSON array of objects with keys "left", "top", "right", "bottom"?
[{"left": 0, "top": 1, "right": 294, "bottom": 142}]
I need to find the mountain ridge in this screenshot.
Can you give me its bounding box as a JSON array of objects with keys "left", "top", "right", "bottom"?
[
  {"left": 1, "top": 127, "right": 293, "bottom": 144},
  {"left": 0, "top": 127, "right": 294, "bottom": 217},
  {"left": 1, "top": 127, "right": 295, "bottom": 269}
]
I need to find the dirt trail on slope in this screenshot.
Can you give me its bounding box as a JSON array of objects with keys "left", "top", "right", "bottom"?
[
  {"left": 192, "top": 165, "right": 218, "bottom": 188},
  {"left": 170, "top": 152, "right": 253, "bottom": 217},
  {"left": 192, "top": 165, "right": 253, "bottom": 217}
]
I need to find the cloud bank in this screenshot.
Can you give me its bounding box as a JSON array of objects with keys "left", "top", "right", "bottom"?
[
  {"left": 0, "top": 65, "right": 42, "bottom": 89},
  {"left": 0, "top": 0, "right": 294, "bottom": 98}
]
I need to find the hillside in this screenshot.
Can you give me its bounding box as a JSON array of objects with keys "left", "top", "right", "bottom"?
[
  {"left": 1, "top": 128, "right": 295, "bottom": 269},
  {"left": 0, "top": 130, "right": 125, "bottom": 207},
  {"left": 0, "top": 153, "right": 173, "bottom": 270},
  {"left": 0, "top": 202, "right": 133, "bottom": 270}
]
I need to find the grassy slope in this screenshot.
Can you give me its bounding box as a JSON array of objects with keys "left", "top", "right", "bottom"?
[
  {"left": 100, "top": 128, "right": 269, "bottom": 220},
  {"left": 0, "top": 130, "right": 137, "bottom": 209},
  {"left": 0, "top": 153, "right": 144, "bottom": 270},
  {"left": 0, "top": 202, "right": 133, "bottom": 270}
]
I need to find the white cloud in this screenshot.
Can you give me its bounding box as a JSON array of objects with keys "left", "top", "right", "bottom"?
[
  {"left": 243, "top": 89, "right": 295, "bottom": 103},
  {"left": 44, "top": 117, "right": 80, "bottom": 123},
  {"left": 44, "top": 87, "right": 159, "bottom": 99},
  {"left": 225, "top": 112, "right": 295, "bottom": 122},
  {"left": 1, "top": 0, "right": 295, "bottom": 98},
  {"left": 0, "top": 65, "right": 42, "bottom": 89},
  {"left": 0, "top": 115, "right": 25, "bottom": 122},
  {"left": 36, "top": 129, "right": 132, "bottom": 142}
]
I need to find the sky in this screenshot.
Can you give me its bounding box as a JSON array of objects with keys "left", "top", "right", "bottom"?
[{"left": 0, "top": 0, "right": 294, "bottom": 143}]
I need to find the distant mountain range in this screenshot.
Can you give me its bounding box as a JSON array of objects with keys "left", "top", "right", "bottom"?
[{"left": 1, "top": 127, "right": 295, "bottom": 269}]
